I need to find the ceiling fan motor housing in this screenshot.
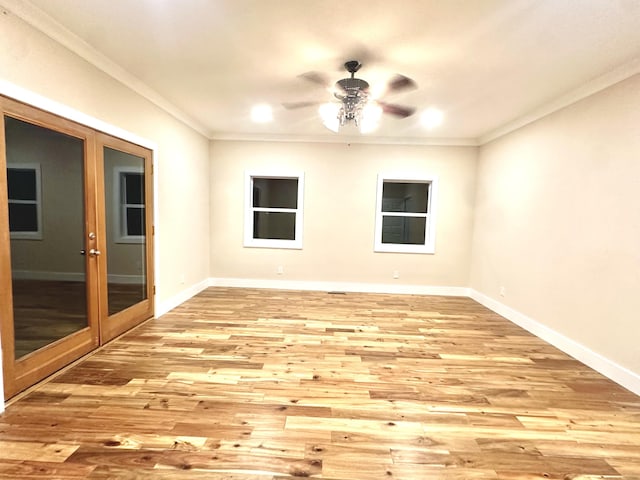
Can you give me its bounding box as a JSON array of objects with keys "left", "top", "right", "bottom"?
[{"left": 335, "top": 78, "right": 370, "bottom": 100}]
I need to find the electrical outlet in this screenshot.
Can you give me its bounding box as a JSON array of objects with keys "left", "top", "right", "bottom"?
[
  {"left": 499, "top": 286, "right": 506, "bottom": 297},
  {"left": 393, "top": 270, "right": 400, "bottom": 279},
  {"left": 277, "top": 266, "right": 284, "bottom": 275}
]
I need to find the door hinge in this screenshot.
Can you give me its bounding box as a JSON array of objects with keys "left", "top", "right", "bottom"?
[{"left": 153, "top": 285, "right": 156, "bottom": 296}]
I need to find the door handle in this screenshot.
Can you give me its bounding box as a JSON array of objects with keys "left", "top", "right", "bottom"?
[
  {"left": 88, "top": 248, "right": 101, "bottom": 257},
  {"left": 80, "top": 249, "right": 86, "bottom": 255}
]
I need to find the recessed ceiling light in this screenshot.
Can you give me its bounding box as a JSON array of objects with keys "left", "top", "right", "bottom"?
[
  {"left": 421, "top": 107, "right": 444, "bottom": 129},
  {"left": 251, "top": 104, "right": 273, "bottom": 123}
]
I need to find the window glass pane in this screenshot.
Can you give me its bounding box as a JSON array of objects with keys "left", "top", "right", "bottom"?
[
  {"left": 253, "top": 211, "right": 296, "bottom": 240},
  {"left": 253, "top": 178, "right": 298, "bottom": 209},
  {"left": 7, "top": 169, "right": 36, "bottom": 201},
  {"left": 8, "top": 203, "right": 38, "bottom": 232},
  {"left": 382, "top": 182, "right": 429, "bottom": 213},
  {"left": 381, "top": 215, "right": 426, "bottom": 245},
  {"left": 126, "top": 207, "right": 145, "bottom": 236},
  {"left": 124, "top": 173, "right": 144, "bottom": 205}
]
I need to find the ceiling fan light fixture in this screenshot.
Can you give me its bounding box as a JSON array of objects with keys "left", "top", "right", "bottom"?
[{"left": 289, "top": 61, "right": 417, "bottom": 134}]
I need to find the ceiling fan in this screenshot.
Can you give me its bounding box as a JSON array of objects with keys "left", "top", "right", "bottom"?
[{"left": 283, "top": 60, "right": 417, "bottom": 133}]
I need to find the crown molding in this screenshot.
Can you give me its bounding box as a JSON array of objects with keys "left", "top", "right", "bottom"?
[
  {"left": 210, "top": 132, "right": 479, "bottom": 147},
  {"left": 2, "top": 0, "right": 211, "bottom": 138},
  {"left": 479, "top": 55, "right": 640, "bottom": 145}
]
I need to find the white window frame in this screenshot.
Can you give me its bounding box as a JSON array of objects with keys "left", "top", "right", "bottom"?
[
  {"left": 7, "top": 163, "right": 43, "bottom": 240},
  {"left": 114, "top": 166, "right": 145, "bottom": 244},
  {"left": 374, "top": 174, "right": 438, "bottom": 254},
  {"left": 244, "top": 171, "right": 304, "bottom": 249}
]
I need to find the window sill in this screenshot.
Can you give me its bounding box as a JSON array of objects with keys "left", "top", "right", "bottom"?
[
  {"left": 244, "top": 238, "right": 302, "bottom": 250},
  {"left": 10, "top": 232, "right": 43, "bottom": 240},
  {"left": 116, "top": 235, "right": 145, "bottom": 244},
  {"left": 374, "top": 243, "right": 435, "bottom": 254}
]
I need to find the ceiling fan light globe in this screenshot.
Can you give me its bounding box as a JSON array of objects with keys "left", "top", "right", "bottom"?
[
  {"left": 360, "top": 103, "right": 383, "bottom": 133},
  {"left": 319, "top": 102, "right": 341, "bottom": 132}
]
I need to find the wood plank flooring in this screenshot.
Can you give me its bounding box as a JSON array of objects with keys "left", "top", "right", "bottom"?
[{"left": 1, "top": 287, "right": 640, "bottom": 479}]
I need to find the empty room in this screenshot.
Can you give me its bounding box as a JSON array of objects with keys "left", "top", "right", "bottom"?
[{"left": 0, "top": 0, "right": 639, "bottom": 478}]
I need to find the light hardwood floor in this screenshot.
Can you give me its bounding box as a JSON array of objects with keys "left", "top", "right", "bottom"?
[{"left": 1, "top": 287, "right": 639, "bottom": 479}]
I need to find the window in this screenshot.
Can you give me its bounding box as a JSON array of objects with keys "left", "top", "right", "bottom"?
[
  {"left": 374, "top": 175, "right": 438, "bottom": 254},
  {"left": 7, "top": 163, "right": 42, "bottom": 240},
  {"left": 115, "top": 167, "right": 145, "bottom": 243},
  {"left": 244, "top": 172, "right": 304, "bottom": 249}
]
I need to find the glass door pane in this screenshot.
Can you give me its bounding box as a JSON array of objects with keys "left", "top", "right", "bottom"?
[
  {"left": 99, "top": 136, "right": 153, "bottom": 343},
  {"left": 104, "top": 147, "right": 147, "bottom": 315},
  {"left": 4, "top": 116, "right": 89, "bottom": 359}
]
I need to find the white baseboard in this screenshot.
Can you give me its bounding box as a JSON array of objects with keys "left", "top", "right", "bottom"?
[
  {"left": 469, "top": 289, "right": 640, "bottom": 397},
  {"left": 208, "top": 277, "right": 470, "bottom": 297},
  {"left": 155, "top": 278, "right": 210, "bottom": 317}
]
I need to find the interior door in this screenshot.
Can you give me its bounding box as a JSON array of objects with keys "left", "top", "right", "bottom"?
[
  {"left": 1, "top": 98, "right": 154, "bottom": 400},
  {"left": 96, "top": 133, "right": 154, "bottom": 343},
  {"left": 0, "top": 98, "right": 101, "bottom": 399}
]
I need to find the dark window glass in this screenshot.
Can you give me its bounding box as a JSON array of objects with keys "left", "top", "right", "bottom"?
[
  {"left": 7, "top": 168, "right": 36, "bottom": 201},
  {"left": 8, "top": 203, "right": 38, "bottom": 232},
  {"left": 381, "top": 216, "right": 426, "bottom": 245},
  {"left": 124, "top": 173, "right": 144, "bottom": 205},
  {"left": 126, "top": 207, "right": 145, "bottom": 236},
  {"left": 382, "top": 182, "right": 429, "bottom": 213},
  {"left": 253, "top": 211, "right": 296, "bottom": 240},
  {"left": 253, "top": 178, "right": 298, "bottom": 209}
]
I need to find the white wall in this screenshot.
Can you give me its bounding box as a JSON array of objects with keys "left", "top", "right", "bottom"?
[
  {"left": 210, "top": 140, "right": 477, "bottom": 290},
  {"left": 470, "top": 74, "right": 640, "bottom": 383},
  {"left": 0, "top": 10, "right": 211, "bottom": 306}
]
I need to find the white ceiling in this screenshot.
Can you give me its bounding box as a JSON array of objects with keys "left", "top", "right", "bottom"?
[{"left": 11, "top": 0, "right": 640, "bottom": 144}]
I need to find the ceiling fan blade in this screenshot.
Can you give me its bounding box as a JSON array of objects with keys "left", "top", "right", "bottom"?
[
  {"left": 378, "top": 102, "right": 416, "bottom": 118},
  {"left": 282, "top": 100, "right": 320, "bottom": 110},
  {"left": 298, "top": 71, "right": 332, "bottom": 88},
  {"left": 386, "top": 74, "right": 417, "bottom": 93}
]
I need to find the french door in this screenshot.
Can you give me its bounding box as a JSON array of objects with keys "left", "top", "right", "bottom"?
[{"left": 0, "top": 96, "right": 154, "bottom": 400}]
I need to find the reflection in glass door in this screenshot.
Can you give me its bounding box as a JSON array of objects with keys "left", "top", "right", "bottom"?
[
  {"left": 5, "top": 117, "right": 90, "bottom": 359},
  {"left": 98, "top": 136, "right": 153, "bottom": 343},
  {"left": 104, "top": 147, "right": 147, "bottom": 315}
]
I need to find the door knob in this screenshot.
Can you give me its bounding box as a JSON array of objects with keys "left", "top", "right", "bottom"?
[{"left": 89, "top": 248, "right": 101, "bottom": 256}]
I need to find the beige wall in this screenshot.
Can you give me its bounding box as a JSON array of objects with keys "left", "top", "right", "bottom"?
[
  {"left": 210, "top": 140, "right": 477, "bottom": 287},
  {"left": 1, "top": 11, "right": 211, "bottom": 303},
  {"left": 470, "top": 74, "right": 640, "bottom": 374}
]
